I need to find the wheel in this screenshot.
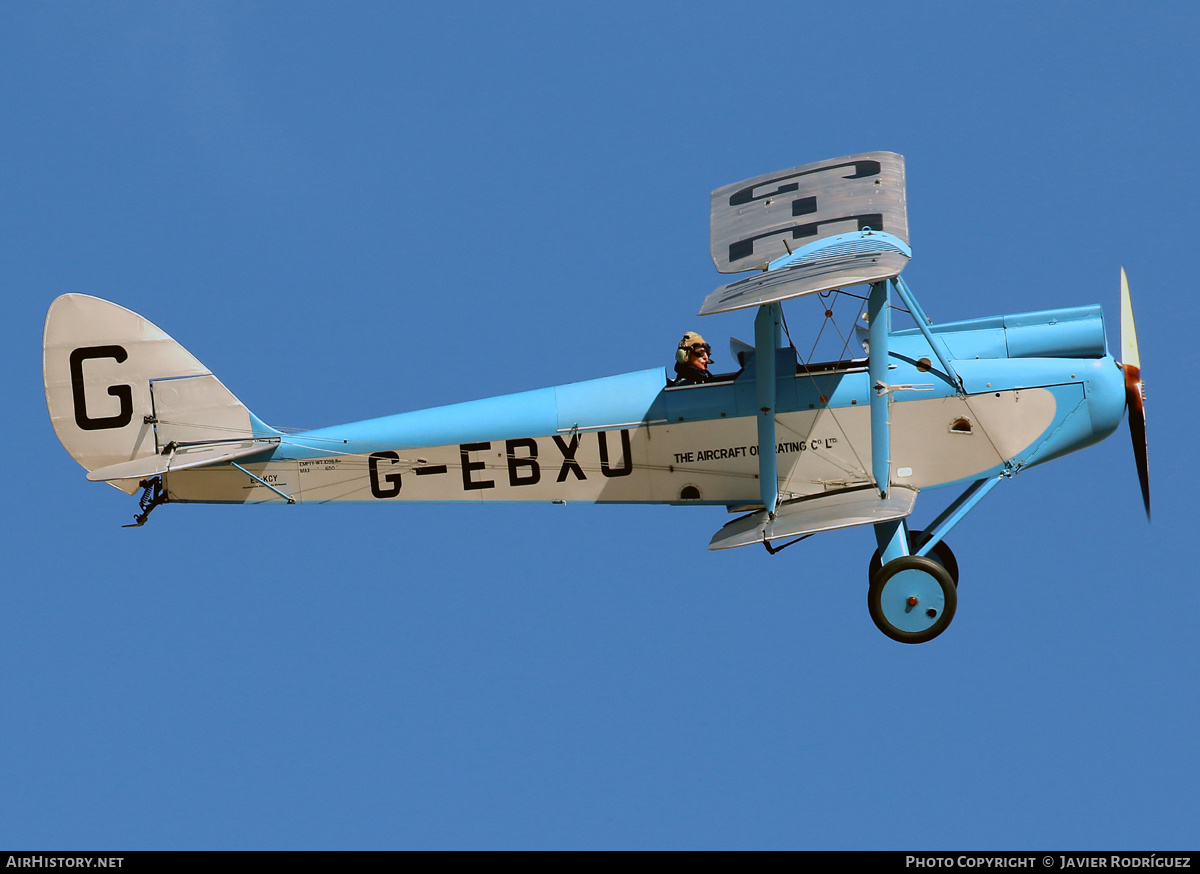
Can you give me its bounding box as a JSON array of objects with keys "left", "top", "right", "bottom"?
[
  {"left": 868, "top": 529, "right": 959, "bottom": 586},
  {"left": 868, "top": 555, "right": 957, "bottom": 644}
]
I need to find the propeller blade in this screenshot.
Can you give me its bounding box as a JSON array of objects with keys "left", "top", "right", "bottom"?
[{"left": 1120, "top": 268, "right": 1150, "bottom": 519}]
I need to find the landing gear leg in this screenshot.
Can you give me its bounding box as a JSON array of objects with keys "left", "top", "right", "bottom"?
[{"left": 869, "top": 530, "right": 959, "bottom": 586}]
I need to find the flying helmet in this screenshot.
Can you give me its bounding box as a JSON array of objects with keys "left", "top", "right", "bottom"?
[{"left": 677, "top": 331, "right": 713, "bottom": 364}]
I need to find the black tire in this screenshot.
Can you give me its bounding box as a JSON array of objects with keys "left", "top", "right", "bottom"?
[
  {"left": 868, "top": 529, "right": 959, "bottom": 586},
  {"left": 867, "top": 555, "right": 957, "bottom": 644}
]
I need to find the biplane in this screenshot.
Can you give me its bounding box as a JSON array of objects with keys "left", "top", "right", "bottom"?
[{"left": 43, "top": 152, "right": 1149, "bottom": 643}]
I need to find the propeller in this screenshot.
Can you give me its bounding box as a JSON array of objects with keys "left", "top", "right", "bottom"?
[{"left": 1120, "top": 267, "right": 1150, "bottom": 519}]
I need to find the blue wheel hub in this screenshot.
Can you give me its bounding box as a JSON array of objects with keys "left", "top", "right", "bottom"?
[{"left": 868, "top": 555, "right": 957, "bottom": 644}]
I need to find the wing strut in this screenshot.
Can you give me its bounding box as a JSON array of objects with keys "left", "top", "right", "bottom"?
[
  {"left": 867, "top": 280, "right": 892, "bottom": 499},
  {"left": 867, "top": 279, "right": 908, "bottom": 561},
  {"left": 754, "top": 303, "right": 783, "bottom": 515}
]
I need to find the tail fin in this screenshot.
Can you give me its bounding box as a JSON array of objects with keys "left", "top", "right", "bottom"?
[{"left": 43, "top": 294, "right": 274, "bottom": 493}]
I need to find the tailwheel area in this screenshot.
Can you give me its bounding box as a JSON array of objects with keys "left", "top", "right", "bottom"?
[{"left": 868, "top": 555, "right": 957, "bottom": 644}]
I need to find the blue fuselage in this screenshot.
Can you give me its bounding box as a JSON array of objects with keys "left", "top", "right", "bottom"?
[{"left": 275, "top": 304, "right": 1126, "bottom": 498}]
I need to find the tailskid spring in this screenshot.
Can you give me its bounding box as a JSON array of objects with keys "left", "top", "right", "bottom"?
[{"left": 123, "top": 476, "right": 168, "bottom": 528}]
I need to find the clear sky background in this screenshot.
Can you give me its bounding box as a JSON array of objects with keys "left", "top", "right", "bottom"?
[{"left": 2, "top": 2, "right": 1196, "bottom": 850}]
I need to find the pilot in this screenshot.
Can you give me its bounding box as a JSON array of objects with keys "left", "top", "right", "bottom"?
[{"left": 672, "top": 331, "right": 715, "bottom": 385}]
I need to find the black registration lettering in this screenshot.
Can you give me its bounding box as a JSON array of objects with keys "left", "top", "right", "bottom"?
[
  {"left": 598, "top": 429, "right": 633, "bottom": 478},
  {"left": 552, "top": 434, "right": 586, "bottom": 482},
  {"left": 505, "top": 438, "right": 540, "bottom": 486},
  {"left": 368, "top": 451, "right": 402, "bottom": 498},
  {"left": 728, "top": 213, "right": 885, "bottom": 263},
  {"left": 70, "top": 345, "right": 133, "bottom": 430},
  {"left": 727, "top": 160, "right": 880, "bottom": 206},
  {"left": 460, "top": 442, "right": 495, "bottom": 490}
]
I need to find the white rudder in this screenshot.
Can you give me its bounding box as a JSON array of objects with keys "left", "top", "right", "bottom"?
[{"left": 43, "top": 294, "right": 271, "bottom": 494}]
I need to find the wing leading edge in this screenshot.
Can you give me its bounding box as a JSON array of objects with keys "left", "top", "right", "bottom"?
[{"left": 698, "top": 229, "right": 911, "bottom": 316}]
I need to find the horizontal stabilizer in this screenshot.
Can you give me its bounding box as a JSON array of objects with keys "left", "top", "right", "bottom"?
[
  {"left": 710, "top": 151, "right": 908, "bottom": 274},
  {"left": 708, "top": 485, "right": 918, "bottom": 551},
  {"left": 699, "top": 230, "right": 910, "bottom": 316},
  {"left": 86, "top": 438, "right": 280, "bottom": 482}
]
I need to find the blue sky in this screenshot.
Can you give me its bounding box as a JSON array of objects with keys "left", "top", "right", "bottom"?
[{"left": 2, "top": 2, "right": 1197, "bottom": 849}]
